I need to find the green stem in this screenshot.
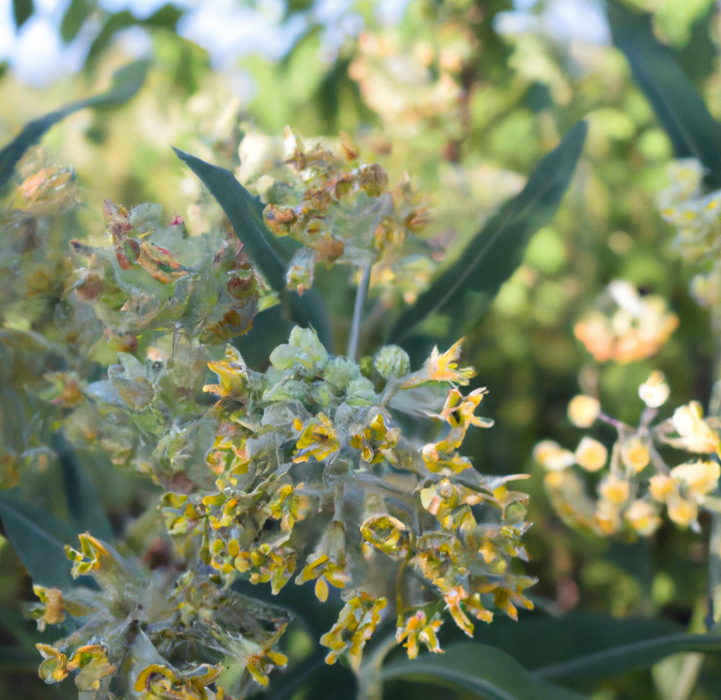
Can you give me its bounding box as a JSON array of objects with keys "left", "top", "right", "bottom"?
[{"left": 347, "top": 263, "right": 371, "bottom": 361}]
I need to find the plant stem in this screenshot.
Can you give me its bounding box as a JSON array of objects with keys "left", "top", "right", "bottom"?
[{"left": 347, "top": 262, "right": 371, "bottom": 361}]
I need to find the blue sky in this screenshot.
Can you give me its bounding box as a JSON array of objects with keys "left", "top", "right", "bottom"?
[{"left": 0, "top": 0, "right": 608, "bottom": 86}]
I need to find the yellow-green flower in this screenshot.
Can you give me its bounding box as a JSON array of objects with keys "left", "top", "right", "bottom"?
[
  {"left": 396, "top": 610, "right": 444, "bottom": 659},
  {"left": 292, "top": 413, "right": 340, "bottom": 463},
  {"left": 319, "top": 593, "right": 387, "bottom": 668}
]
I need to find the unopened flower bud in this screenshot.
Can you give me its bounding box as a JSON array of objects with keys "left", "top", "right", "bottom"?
[
  {"left": 575, "top": 437, "right": 608, "bottom": 472},
  {"left": 568, "top": 395, "right": 600, "bottom": 427},
  {"left": 374, "top": 345, "right": 410, "bottom": 379},
  {"left": 638, "top": 371, "right": 670, "bottom": 408}
]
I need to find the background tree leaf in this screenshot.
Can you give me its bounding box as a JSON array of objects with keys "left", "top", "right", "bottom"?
[
  {"left": 381, "top": 643, "right": 587, "bottom": 700},
  {"left": 60, "top": 0, "right": 92, "bottom": 43},
  {"left": 52, "top": 432, "right": 114, "bottom": 542},
  {"left": 85, "top": 5, "right": 184, "bottom": 70},
  {"left": 607, "top": 0, "right": 721, "bottom": 189},
  {"left": 12, "top": 0, "right": 34, "bottom": 29},
  {"left": 173, "top": 147, "right": 333, "bottom": 350},
  {"left": 0, "top": 492, "right": 78, "bottom": 589},
  {"left": 389, "top": 120, "right": 587, "bottom": 343},
  {"left": 0, "top": 59, "right": 149, "bottom": 191}
]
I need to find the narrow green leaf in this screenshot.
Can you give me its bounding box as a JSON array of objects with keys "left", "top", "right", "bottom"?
[
  {"left": 173, "top": 148, "right": 333, "bottom": 350},
  {"left": 52, "top": 432, "right": 114, "bottom": 542},
  {"left": 0, "top": 607, "right": 57, "bottom": 649},
  {"left": 0, "top": 492, "right": 77, "bottom": 589},
  {"left": 473, "top": 613, "right": 682, "bottom": 674},
  {"left": 534, "top": 632, "right": 721, "bottom": 683},
  {"left": 172, "top": 147, "right": 286, "bottom": 289},
  {"left": 0, "top": 646, "right": 39, "bottom": 672},
  {"left": 12, "top": 0, "right": 34, "bottom": 29},
  {"left": 389, "top": 121, "right": 587, "bottom": 343},
  {"left": 607, "top": 0, "right": 721, "bottom": 189},
  {"left": 60, "top": 0, "right": 91, "bottom": 43},
  {"left": 382, "top": 643, "right": 587, "bottom": 700},
  {"left": 0, "top": 59, "right": 149, "bottom": 191}
]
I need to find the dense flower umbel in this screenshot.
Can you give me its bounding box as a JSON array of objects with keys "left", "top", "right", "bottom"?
[
  {"left": 537, "top": 371, "right": 721, "bottom": 536},
  {"left": 158, "top": 327, "right": 534, "bottom": 669}
]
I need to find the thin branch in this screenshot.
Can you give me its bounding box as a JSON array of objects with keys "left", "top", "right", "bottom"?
[{"left": 347, "top": 262, "right": 372, "bottom": 361}]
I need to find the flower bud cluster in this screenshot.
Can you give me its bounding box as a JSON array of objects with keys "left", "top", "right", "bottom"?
[{"left": 254, "top": 128, "right": 431, "bottom": 297}]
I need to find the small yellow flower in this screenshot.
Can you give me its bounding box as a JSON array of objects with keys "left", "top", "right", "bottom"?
[
  {"left": 64, "top": 534, "right": 112, "bottom": 578},
  {"left": 360, "top": 514, "right": 409, "bottom": 559},
  {"left": 402, "top": 339, "right": 476, "bottom": 387},
  {"left": 534, "top": 440, "right": 575, "bottom": 471},
  {"left": 396, "top": 611, "right": 444, "bottom": 659},
  {"left": 667, "top": 495, "right": 698, "bottom": 528},
  {"left": 426, "top": 339, "right": 476, "bottom": 384},
  {"left": 319, "top": 593, "right": 387, "bottom": 668},
  {"left": 639, "top": 371, "right": 670, "bottom": 408},
  {"left": 595, "top": 499, "right": 622, "bottom": 535},
  {"left": 670, "top": 402, "right": 719, "bottom": 454},
  {"left": 598, "top": 475, "right": 630, "bottom": 505},
  {"left": 575, "top": 437, "right": 608, "bottom": 472},
  {"left": 620, "top": 437, "right": 650, "bottom": 474},
  {"left": 36, "top": 644, "right": 68, "bottom": 683},
  {"left": 625, "top": 500, "right": 661, "bottom": 536},
  {"left": 293, "top": 413, "right": 340, "bottom": 463},
  {"left": 649, "top": 474, "right": 675, "bottom": 501},
  {"left": 567, "top": 395, "right": 600, "bottom": 428},
  {"left": 443, "top": 586, "right": 474, "bottom": 637},
  {"left": 30, "top": 586, "right": 66, "bottom": 631},
  {"left": 670, "top": 460, "right": 720, "bottom": 497},
  {"left": 202, "top": 346, "right": 248, "bottom": 400}
]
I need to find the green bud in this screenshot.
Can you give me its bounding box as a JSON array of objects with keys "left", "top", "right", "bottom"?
[{"left": 373, "top": 345, "right": 410, "bottom": 380}]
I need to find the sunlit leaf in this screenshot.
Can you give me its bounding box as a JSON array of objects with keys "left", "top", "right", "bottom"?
[
  {"left": 389, "top": 121, "right": 587, "bottom": 343},
  {"left": 382, "top": 643, "right": 587, "bottom": 700},
  {"left": 0, "top": 60, "right": 149, "bottom": 191},
  {"left": 607, "top": 0, "right": 721, "bottom": 189}
]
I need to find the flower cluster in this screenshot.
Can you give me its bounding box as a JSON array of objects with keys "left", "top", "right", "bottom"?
[
  {"left": 27, "top": 534, "right": 290, "bottom": 699},
  {"left": 536, "top": 371, "right": 721, "bottom": 536},
  {"left": 240, "top": 128, "right": 433, "bottom": 301},
  {"left": 1, "top": 149, "right": 534, "bottom": 694},
  {"left": 157, "top": 326, "right": 534, "bottom": 668},
  {"left": 573, "top": 280, "right": 679, "bottom": 364},
  {"left": 658, "top": 159, "right": 721, "bottom": 308}
]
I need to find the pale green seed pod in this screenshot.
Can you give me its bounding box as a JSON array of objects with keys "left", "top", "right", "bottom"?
[{"left": 374, "top": 345, "right": 410, "bottom": 379}]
